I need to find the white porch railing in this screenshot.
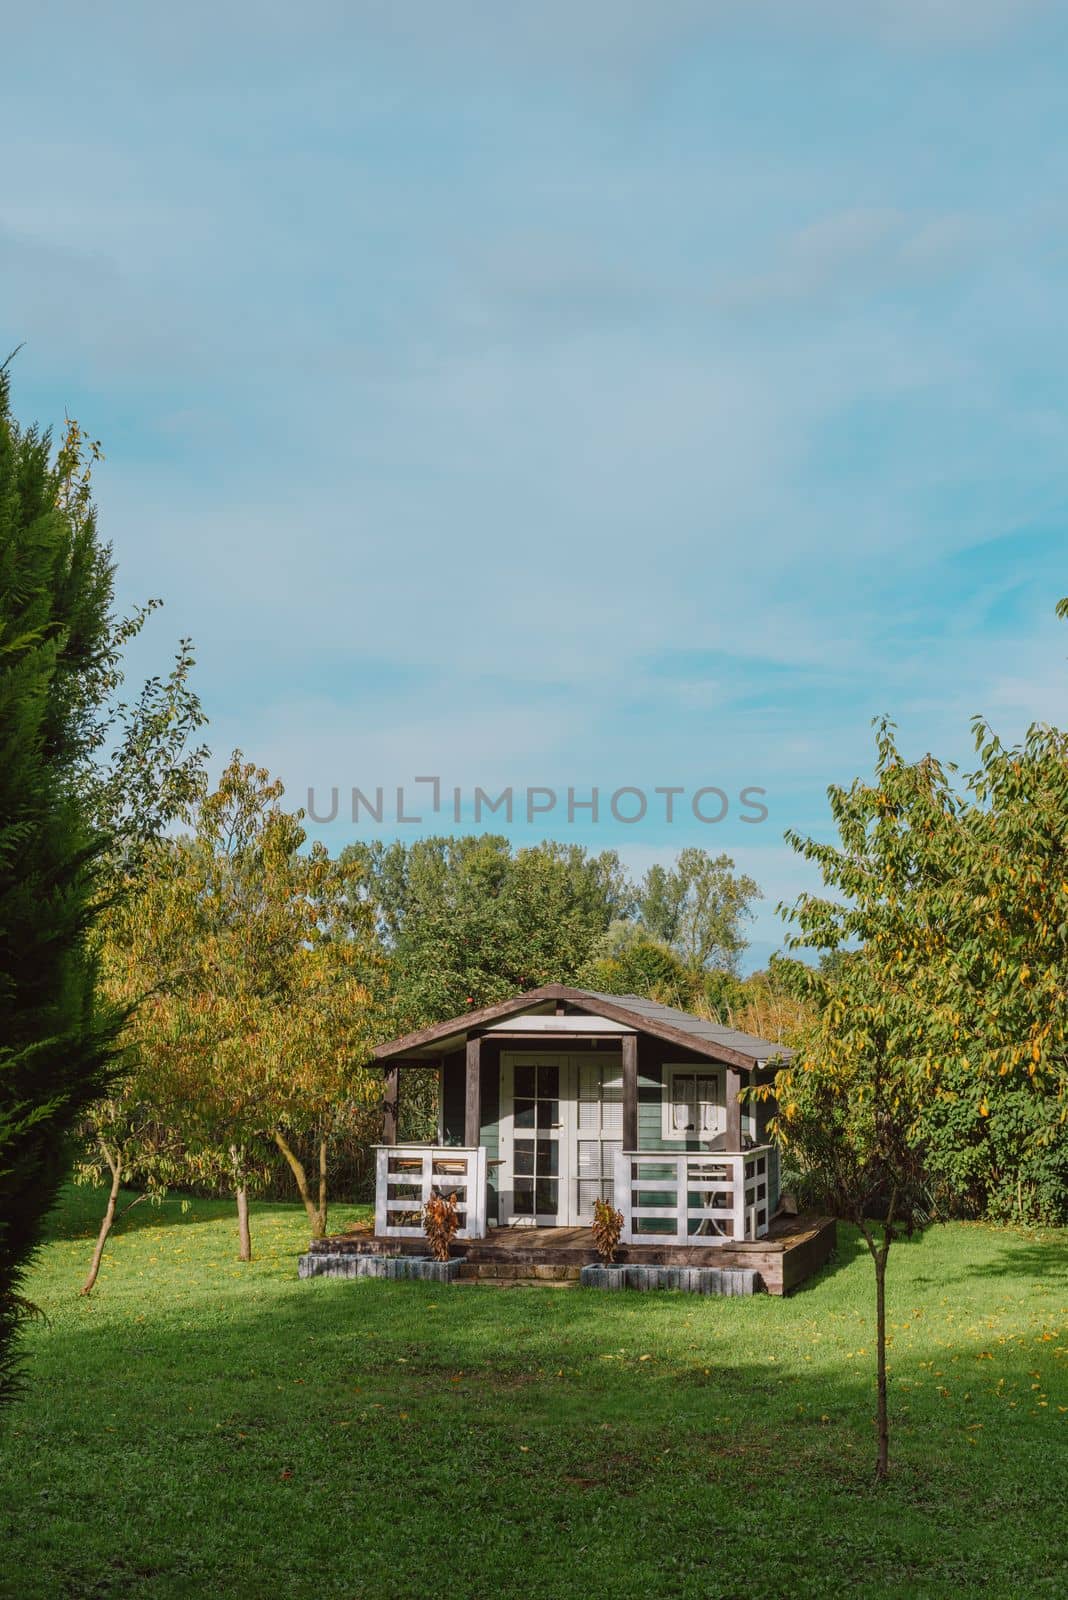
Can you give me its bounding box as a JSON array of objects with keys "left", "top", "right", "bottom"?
[
  {"left": 613, "top": 1147, "right": 774, "bottom": 1246},
  {"left": 373, "top": 1145, "right": 488, "bottom": 1240}
]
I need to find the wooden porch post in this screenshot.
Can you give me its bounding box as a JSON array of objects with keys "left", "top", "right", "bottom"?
[
  {"left": 464, "top": 1035, "right": 482, "bottom": 1147},
  {"left": 382, "top": 1065, "right": 399, "bottom": 1145},
  {"left": 622, "top": 1033, "right": 638, "bottom": 1151},
  {"left": 726, "top": 1064, "right": 743, "bottom": 1149}
]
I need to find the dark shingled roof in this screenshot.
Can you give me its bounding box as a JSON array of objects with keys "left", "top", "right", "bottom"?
[
  {"left": 585, "top": 992, "right": 792, "bottom": 1065},
  {"left": 372, "top": 983, "right": 792, "bottom": 1068}
]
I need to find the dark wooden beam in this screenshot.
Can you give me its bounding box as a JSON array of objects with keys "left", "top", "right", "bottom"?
[
  {"left": 725, "top": 1065, "right": 743, "bottom": 1150},
  {"left": 464, "top": 1035, "right": 482, "bottom": 1148},
  {"left": 622, "top": 1032, "right": 638, "bottom": 1152},
  {"left": 381, "top": 1066, "right": 399, "bottom": 1145},
  {"left": 483, "top": 1029, "right": 637, "bottom": 1044},
  {"left": 379, "top": 1056, "right": 449, "bottom": 1070}
]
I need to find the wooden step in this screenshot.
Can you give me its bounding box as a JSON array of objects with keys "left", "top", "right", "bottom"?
[{"left": 458, "top": 1275, "right": 578, "bottom": 1290}]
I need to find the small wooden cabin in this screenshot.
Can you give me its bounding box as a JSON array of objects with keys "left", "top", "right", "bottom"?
[{"left": 372, "top": 984, "right": 788, "bottom": 1248}]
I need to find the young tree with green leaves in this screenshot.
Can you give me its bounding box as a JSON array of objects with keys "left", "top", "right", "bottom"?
[
  {"left": 75, "top": 1087, "right": 189, "bottom": 1295},
  {"left": 94, "top": 755, "right": 384, "bottom": 1272},
  {"left": 774, "top": 670, "right": 1068, "bottom": 1477},
  {"left": 771, "top": 723, "right": 965, "bottom": 1478}
]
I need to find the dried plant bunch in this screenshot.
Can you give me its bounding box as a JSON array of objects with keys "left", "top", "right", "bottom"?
[
  {"left": 591, "top": 1197, "right": 624, "bottom": 1265},
  {"left": 423, "top": 1189, "right": 460, "bottom": 1262}
]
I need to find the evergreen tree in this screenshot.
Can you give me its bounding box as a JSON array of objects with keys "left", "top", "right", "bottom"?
[{"left": 0, "top": 369, "right": 122, "bottom": 1403}]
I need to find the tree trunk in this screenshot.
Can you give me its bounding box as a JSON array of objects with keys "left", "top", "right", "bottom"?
[
  {"left": 80, "top": 1150, "right": 122, "bottom": 1296},
  {"left": 273, "top": 1130, "right": 326, "bottom": 1237},
  {"left": 858, "top": 1213, "right": 894, "bottom": 1482},
  {"left": 236, "top": 1185, "right": 252, "bottom": 1262},
  {"left": 874, "top": 1243, "right": 889, "bottom": 1482},
  {"left": 318, "top": 1137, "right": 329, "bottom": 1239}
]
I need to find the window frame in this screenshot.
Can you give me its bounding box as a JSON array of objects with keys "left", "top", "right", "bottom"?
[{"left": 660, "top": 1064, "right": 725, "bottom": 1141}]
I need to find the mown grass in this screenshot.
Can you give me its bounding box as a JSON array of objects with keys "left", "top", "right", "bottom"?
[{"left": 1, "top": 1186, "right": 1065, "bottom": 1599}]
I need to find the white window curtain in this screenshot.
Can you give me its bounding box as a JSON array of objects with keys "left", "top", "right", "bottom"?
[{"left": 670, "top": 1072, "right": 721, "bottom": 1135}]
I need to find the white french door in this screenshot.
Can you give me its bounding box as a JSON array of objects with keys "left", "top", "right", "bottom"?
[
  {"left": 575, "top": 1055, "right": 623, "bottom": 1221},
  {"left": 499, "top": 1054, "right": 570, "bottom": 1224},
  {"left": 499, "top": 1052, "right": 622, "bottom": 1226}
]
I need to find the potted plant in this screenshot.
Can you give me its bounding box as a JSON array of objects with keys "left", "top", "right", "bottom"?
[
  {"left": 582, "top": 1197, "right": 626, "bottom": 1288},
  {"left": 423, "top": 1189, "right": 460, "bottom": 1263}
]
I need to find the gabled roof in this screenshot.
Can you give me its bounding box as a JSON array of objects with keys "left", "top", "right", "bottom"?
[{"left": 372, "top": 983, "right": 791, "bottom": 1071}]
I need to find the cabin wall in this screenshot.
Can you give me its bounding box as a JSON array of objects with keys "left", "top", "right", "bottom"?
[
  {"left": 636, "top": 1036, "right": 763, "bottom": 1153},
  {"left": 436, "top": 1032, "right": 780, "bottom": 1226}
]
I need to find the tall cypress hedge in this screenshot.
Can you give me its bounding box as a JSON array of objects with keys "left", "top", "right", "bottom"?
[{"left": 0, "top": 369, "right": 121, "bottom": 1404}]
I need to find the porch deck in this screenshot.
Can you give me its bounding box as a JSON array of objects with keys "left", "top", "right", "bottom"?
[{"left": 312, "top": 1212, "right": 836, "bottom": 1296}]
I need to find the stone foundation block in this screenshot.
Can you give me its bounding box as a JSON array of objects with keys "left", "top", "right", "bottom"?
[
  {"left": 298, "top": 1253, "right": 460, "bottom": 1283},
  {"left": 580, "top": 1263, "right": 760, "bottom": 1295}
]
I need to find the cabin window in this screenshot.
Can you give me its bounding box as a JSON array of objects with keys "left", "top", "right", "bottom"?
[{"left": 661, "top": 1067, "right": 724, "bottom": 1140}]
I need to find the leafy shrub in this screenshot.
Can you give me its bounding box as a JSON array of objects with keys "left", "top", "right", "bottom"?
[{"left": 921, "top": 1074, "right": 1068, "bottom": 1225}]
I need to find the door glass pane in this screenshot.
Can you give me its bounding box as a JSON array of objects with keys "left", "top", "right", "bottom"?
[
  {"left": 509, "top": 1059, "right": 565, "bottom": 1220},
  {"left": 514, "top": 1065, "right": 535, "bottom": 1097},
  {"left": 536, "top": 1098, "right": 559, "bottom": 1129},
  {"left": 514, "top": 1098, "right": 536, "bottom": 1129},
  {"left": 537, "top": 1063, "right": 559, "bottom": 1097},
  {"left": 601, "top": 1099, "right": 623, "bottom": 1135},
  {"left": 536, "top": 1138, "right": 559, "bottom": 1177},
  {"left": 577, "top": 1139, "right": 599, "bottom": 1178}
]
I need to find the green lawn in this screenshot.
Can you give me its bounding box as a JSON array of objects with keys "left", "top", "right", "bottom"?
[{"left": 1, "top": 1189, "right": 1065, "bottom": 1600}]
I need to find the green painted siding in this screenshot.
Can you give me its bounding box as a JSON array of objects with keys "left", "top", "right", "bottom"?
[
  {"left": 438, "top": 1043, "right": 774, "bottom": 1229},
  {"left": 637, "top": 1059, "right": 663, "bottom": 1149},
  {"left": 638, "top": 1060, "right": 739, "bottom": 1154}
]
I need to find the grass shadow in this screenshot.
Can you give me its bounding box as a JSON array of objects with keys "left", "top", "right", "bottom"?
[
  {"left": 947, "top": 1234, "right": 1068, "bottom": 1285},
  {"left": 43, "top": 1184, "right": 372, "bottom": 1245}
]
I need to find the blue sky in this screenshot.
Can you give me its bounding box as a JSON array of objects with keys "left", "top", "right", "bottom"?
[{"left": 4, "top": 1, "right": 1068, "bottom": 968}]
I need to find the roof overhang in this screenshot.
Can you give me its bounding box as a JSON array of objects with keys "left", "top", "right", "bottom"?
[{"left": 371, "top": 983, "right": 781, "bottom": 1071}]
